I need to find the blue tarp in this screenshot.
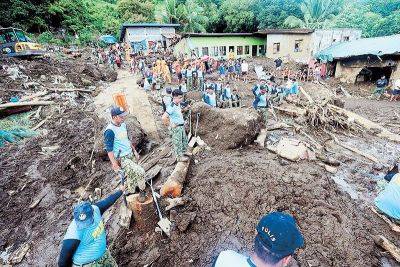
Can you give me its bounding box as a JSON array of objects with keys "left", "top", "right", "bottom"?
[
  {"left": 99, "top": 35, "right": 117, "bottom": 44},
  {"left": 131, "top": 40, "right": 147, "bottom": 53},
  {"left": 315, "top": 34, "right": 400, "bottom": 62}
]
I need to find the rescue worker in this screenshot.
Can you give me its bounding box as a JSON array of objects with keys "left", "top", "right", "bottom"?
[
  {"left": 162, "top": 89, "right": 189, "bottom": 161},
  {"left": 253, "top": 84, "right": 269, "bottom": 125},
  {"left": 58, "top": 185, "right": 125, "bottom": 267},
  {"left": 214, "top": 211, "right": 304, "bottom": 267},
  {"left": 203, "top": 85, "right": 217, "bottom": 107},
  {"left": 104, "top": 107, "right": 146, "bottom": 199},
  {"left": 162, "top": 88, "right": 173, "bottom": 112}
]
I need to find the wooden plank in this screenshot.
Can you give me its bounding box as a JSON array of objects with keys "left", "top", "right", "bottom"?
[
  {"left": 373, "top": 235, "right": 400, "bottom": 262},
  {"left": 0, "top": 101, "right": 53, "bottom": 109}
]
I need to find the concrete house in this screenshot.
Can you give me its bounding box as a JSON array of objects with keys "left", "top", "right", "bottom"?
[
  {"left": 315, "top": 34, "right": 400, "bottom": 84},
  {"left": 174, "top": 33, "right": 267, "bottom": 59},
  {"left": 258, "top": 28, "right": 361, "bottom": 63},
  {"left": 119, "top": 23, "right": 180, "bottom": 52}
]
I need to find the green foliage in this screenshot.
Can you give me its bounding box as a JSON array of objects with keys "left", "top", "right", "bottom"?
[
  {"left": 254, "top": 0, "right": 302, "bottom": 29},
  {"left": 117, "top": 0, "right": 155, "bottom": 23},
  {"left": 163, "top": 0, "right": 208, "bottom": 32},
  {"left": 220, "top": 0, "right": 256, "bottom": 32}
]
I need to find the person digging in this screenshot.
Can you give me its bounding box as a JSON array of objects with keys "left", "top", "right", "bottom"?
[
  {"left": 162, "top": 89, "right": 190, "bottom": 162},
  {"left": 104, "top": 106, "right": 146, "bottom": 202},
  {"left": 58, "top": 184, "right": 125, "bottom": 267},
  {"left": 214, "top": 211, "right": 304, "bottom": 267}
]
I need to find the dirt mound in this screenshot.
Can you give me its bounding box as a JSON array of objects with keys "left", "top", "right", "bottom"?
[{"left": 190, "top": 102, "right": 262, "bottom": 149}]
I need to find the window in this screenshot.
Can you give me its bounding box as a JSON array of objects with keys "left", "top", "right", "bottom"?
[
  {"left": 229, "top": 46, "right": 234, "bottom": 53},
  {"left": 212, "top": 46, "right": 219, "bottom": 57},
  {"left": 344, "top": 36, "right": 350, "bottom": 41},
  {"left": 219, "top": 46, "right": 226, "bottom": 56},
  {"left": 245, "top": 45, "right": 250, "bottom": 55},
  {"left": 273, "top": 43, "right": 280, "bottom": 54},
  {"left": 202, "top": 47, "right": 209, "bottom": 56},
  {"left": 258, "top": 45, "right": 265, "bottom": 55},
  {"left": 294, "top": 40, "right": 303, "bottom": 52},
  {"left": 237, "top": 46, "right": 243, "bottom": 55}
]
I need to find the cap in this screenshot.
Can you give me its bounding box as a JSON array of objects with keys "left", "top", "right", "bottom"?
[
  {"left": 73, "top": 202, "right": 94, "bottom": 229},
  {"left": 260, "top": 77, "right": 267, "bottom": 81},
  {"left": 110, "top": 106, "right": 128, "bottom": 117},
  {"left": 255, "top": 212, "right": 304, "bottom": 257},
  {"left": 166, "top": 88, "right": 172, "bottom": 94},
  {"left": 172, "top": 89, "right": 183, "bottom": 97}
]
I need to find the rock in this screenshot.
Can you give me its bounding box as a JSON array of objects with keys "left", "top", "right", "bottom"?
[
  {"left": 190, "top": 102, "right": 262, "bottom": 150},
  {"left": 81, "top": 78, "right": 93, "bottom": 86},
  {"left": 274, "top": 138, "right": 313, "bottom": 161}
]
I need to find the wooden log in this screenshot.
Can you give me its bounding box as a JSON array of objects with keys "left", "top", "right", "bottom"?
[
  {"left": 126, "top": 194, "right": 158, "bottom": 232},
  {"left": 370, "top": 206, "right": 400, "bottom": 233},
  {"left": 255, "top": 128, "right": 267, "bottom": 148},
  {"left": 373, "top": 235, "right": 400, "bottom": 262},
  {"left": 160, "top": 159, "right": 191, "bottom": 197},
  {"left": 0, "top": 101, "right": 53, "bottom": 110},
  {"left": 299, "top": 86, "right": 314, "bottom": 103},
  {"left": 328, "top": 104, "right": 400, "bottom": 143},
  {"left": 49, "top": 88, "right": 94, "bottom": 93},
  {"left": 274, "top": 106, "right": 307, "bottom": 117}
]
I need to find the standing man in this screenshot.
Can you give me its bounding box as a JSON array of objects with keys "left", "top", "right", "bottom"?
[
  {"left": 104, "top": 107, "right": 146, "bottom": 199},
  {"left": 373, "top": 75, "right": 388, "bottom": 99},
  {"left": 214, "top": 212, "right": 304, "bottom": 267},
  {"left": 203, "top": 85, "right": 217, "bottom": 107},
  {"left": 274, "top": 57, "right": 283, "bottom": 71},
  {"left": 253, "top": 85, "right": 269, "bottom": 125},
  {"left": 162, "top": 89, "right": 189, "bottom": 161},
  {"left": 58, "top": 186, "right": 125, "bottom": 267}
]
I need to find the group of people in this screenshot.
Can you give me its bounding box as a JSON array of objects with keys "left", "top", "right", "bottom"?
[
  {"left": 373, "top": 75, "right": 400, "bottom": 101},
  {"left": 95, "top": 44, "right": 124, "bottom": 70}
]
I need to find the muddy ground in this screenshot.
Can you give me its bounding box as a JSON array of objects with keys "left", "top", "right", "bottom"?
[{"left": 1, "top": 56, "right": 400, "bottom": 267}]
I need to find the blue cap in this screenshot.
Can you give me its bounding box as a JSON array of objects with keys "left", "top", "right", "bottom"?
[
  {"left": 110, "top": 106, "right": 128, "bottom": 117},
  {"left": 73, "top": 202, "right": 94, "bottom": 230},
  {"left": 255, "top": 212, "right": 304, "bottom": 257}
]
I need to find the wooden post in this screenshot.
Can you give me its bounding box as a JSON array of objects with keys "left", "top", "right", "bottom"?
[{"left": 126, "top": 194, "right": 158, "bottom": 232}]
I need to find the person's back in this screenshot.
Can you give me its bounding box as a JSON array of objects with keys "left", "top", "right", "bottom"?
[
  {"left": 375, "top": 173, "right": 400, "bottom": 220},
  {"left": 377, "top": 78, "right": 388, "bottom": 88},
  {"left": 214, "top": 250, "right": 250, "bottom": 267}
]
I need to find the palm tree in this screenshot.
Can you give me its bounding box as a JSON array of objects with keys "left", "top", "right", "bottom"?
[
  {"left": 163, "top": 0, "right": 208, "bottom": 32},
  {"left": 284, "top": 0, "right": 344, "bottom": 29}
]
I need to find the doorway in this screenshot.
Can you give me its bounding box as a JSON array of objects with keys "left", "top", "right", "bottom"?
[{"left": 252, "top": 45, "right": 257, "bottom": 57}]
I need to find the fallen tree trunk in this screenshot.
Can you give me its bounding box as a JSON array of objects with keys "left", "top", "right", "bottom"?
[
  {"left": 328, "top": 104, "right": 400, "bottom": 143},
  {"left": 373, "top": 235, "right": 400, "bottom": 262},
  {"left": 0, "top": 101, "right": 54, "bottom": 110},
  {"left": 160, "top": 157, "right": 191, "bottom": 198}
]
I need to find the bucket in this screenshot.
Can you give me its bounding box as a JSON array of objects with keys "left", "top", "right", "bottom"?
[{"left": 113, "top": 92, "right": 129, "bottom": 112}]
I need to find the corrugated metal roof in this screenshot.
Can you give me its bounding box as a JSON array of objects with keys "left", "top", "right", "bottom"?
[
  {"left": 183, "top": 33, "right": 257, "bottom": 37},
  {"left": 119, "top": 23, "right": 180, "bottom": 42},
  {"left": 316, "top": 34, "right": 400, "bottom": 62},
  {"left": 258, "top": 28, "right": 314, "bottom": 34}
]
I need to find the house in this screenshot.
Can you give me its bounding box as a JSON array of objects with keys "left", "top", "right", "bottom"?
[
  {"left": 173, "top": 33, "right": 267, "bottom": 59},
  {"left": 119, "top": 23, "right": 180, "bottom": 53},
  {"left": 315, "top": 34, "right": 400, "bottom": 83},
  {"left": 258, "top": 28, "right": 361, "bottom": 63},
  {"left": 174, "top": 29, "right": 361, "bottom": 63}
]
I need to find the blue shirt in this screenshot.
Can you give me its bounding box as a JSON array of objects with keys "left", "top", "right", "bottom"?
[
  {"left": 223, "top": 87, "right": 232, "bottom": 99},
  {"left": 64, "top": 206, "right": 107, "bottom": 265},
  {"left": 214, "top": 250, "right": 252, "bottom": 267},
  {"left": 375, "top": 174, "right": 400, "bottom": 220},
  {"left": 219, "top": 66, "right": 226, "bottom": 75},
  {"left": 257, "top": 93, "right": 267, "bottom": 107},
  {"left": 290, "top": 82, "right": 299, "bottom": 95},
  {"left": 203, "top": 92, "right": 217, "bottom": 107},
  {"left": 104, "top": 122, "right": 132, "bottom": 157},
  {"left": 166, "top": 102, "right": 185, "bottom": 125}
]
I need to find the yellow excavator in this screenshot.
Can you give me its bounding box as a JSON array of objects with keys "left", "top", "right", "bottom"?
[{"left": 0, "top": 27, "right": 45, "bottom": 57}]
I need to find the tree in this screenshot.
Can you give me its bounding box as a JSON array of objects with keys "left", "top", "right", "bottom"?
[
  {"left": 254, "top": 0, "right": 303, "bottom": 29},
  {"left": 163, "top": 0, "right": 208, "bottom": 32},
  {"left": 117, "top": 0, "right": 154, "bottom": 23},
  {"left": 220, "top": 0, "right": 257, "bottom": 32},
  {"left": 284, "top": 0, "right": 343, "bottom": 29}
]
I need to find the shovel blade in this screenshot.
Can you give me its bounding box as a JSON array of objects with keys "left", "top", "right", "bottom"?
[{"left": 158, "top": 218, "right": 172, "bottom": 237}]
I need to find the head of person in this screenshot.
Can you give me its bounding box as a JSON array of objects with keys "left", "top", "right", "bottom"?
[
  {"left": 166, "top": 88, "right": 172, "bottom": 95},
  {"left": 381, "top": 75, "right": 386, "bottom": 79},
  {"left": 260, "top": 78, "right": 267, "bottom": 86},
  {"left": 73, "top": 202, "right": 94, "bottom": 230},
  {"left": 206, "top": 86, "right": 214, "bottom": 93},
  {"left": 111, "top": 106, "right": 128, "bottom": 125},
  {"left": 260, "top": 85, "right": 267, "bottom": 94},
  {"left": 226, "top": 82, "right": 230, "bottom": 87},
  {"left": 172, "top": 89, "right": 184, "bottom": 104},
  {"left": 253, "top": 212, "right": 304, "bottom": 267}
]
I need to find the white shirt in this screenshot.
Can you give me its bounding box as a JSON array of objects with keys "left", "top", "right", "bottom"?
[
  {"left": 394, "top": 79, "right": 400, "bottom": 89},
  {"left": 214, "top": 250, "right": 251, "bottom": 267},
  {"left": 241, "top": 62, "right": 249, "bottom": 72}
]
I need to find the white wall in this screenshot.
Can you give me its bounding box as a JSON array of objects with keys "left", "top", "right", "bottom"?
[
  {"left": 124, "top": 27, "right": 176, "bottom": 43},
  {"left": 312, "top": 29, "right": 362, "bottom": 55}
]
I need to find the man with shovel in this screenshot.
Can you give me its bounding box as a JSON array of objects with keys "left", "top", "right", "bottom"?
[
  {"left": 162, "top": 89, "right": 189, "bottom": 162},
  {"left": 104, "top": 106, "right": 146, "bottom": 200}
]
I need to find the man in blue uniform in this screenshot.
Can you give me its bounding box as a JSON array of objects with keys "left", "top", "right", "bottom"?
[
  {"left": 203, "top": 85, "right": 217, "bottom": 107},
  {"left": 104, "top": 107, "right": 146, "bottom": 198},
  {"left": 162, "top": 89, "right": 189, "bottom": 161},
  {"left": 375, "top": 171, "right": 400, "bottom": 223},
  {"left": 214, "top": 211, "right": 304, "bottom": 267},
  {"left": 58, "top": 185, "right": 125, "bottom": 266},
  {"left": 253, "top": 85, "right": 269, "bottom": 125}
]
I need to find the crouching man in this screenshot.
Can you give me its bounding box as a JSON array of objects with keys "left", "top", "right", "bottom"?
[
  {"left": 58, "top": 185, "right": 125, "bottom": 267},
  {"left": 375, "top": 169, "right": 400, "bottom": 223},
  {"left": 162, "top": 89, "right": 189, "bottom": 161},
  {"left": 214, "top": 211, "right": 304, "bottom": 267},
  {"left": 104, "top": 107, "right": 146, "bottom": 199}
]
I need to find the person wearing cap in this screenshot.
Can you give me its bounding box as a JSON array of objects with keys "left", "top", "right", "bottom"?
[
  {"left": 104, "top": 107, "right": 146, "bottom": 198},
  {"left": 214, "top": 211, "right": 304, "bottom": 267},
  {"left": 253, "top": 84, "right": 269, "bottom": 125},
  {"left": 374, "top": 169, "right": 400, "bottom": 223},
  {"left": 58, "top": 185, "right": 125, "bottom": 267},
  {"left": 203, "top": 85, "right": 217, "bottom": 107},
  {"left": 162, "top": 89, "right": 189, "bottom": 161},
  {"left": 253, "top": 78, "right": 267, "bottom": 96},
  {"left": 221, "top": 82, "right": 232, "bottom": 108},
  {"left": 162, "top": 88, "right": 173, "bottom": 112}
]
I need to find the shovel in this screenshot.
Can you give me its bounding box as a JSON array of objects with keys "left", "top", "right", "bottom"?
[
  {"left": 149, "top": 179, "right": 171, "bottom": 237},
  {"left": 188, "top": 112, "right": 200, "bottom": 147},
  {"left": 187, "top": 110, "right": 192, "bottom": 141}
]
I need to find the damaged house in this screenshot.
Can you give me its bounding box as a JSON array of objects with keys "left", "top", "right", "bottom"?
[{"left": 316, "top": 34, "right": 400, "bottom": 83}]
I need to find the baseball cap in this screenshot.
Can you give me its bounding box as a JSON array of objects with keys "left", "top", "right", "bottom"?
[
  {"left": 110, "top": 106, "right": 128, "bottom": 117},
  {"left": 172, "top": 89, "right": 183, "bottom": 97},
  {"left": 255, "top": 212, "right": 304, "bottom": 258},
  {"left": 166, "top": 88, "right": 172, "bottom": 94},
  {"left": 73, "top": 202, "right": 94, "bottom": 230}
]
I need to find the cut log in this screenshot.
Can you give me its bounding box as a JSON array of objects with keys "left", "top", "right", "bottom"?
[
  {"left": 126, "top": 194, "right": 158, "bottom": 232},
  {"left": 255, "top": 128, "right": 267, "bottom": 148},
  {"left": 328, "top": 104, "right": 400, "bottom": 143},
  {"left": 49, "top": 88, "right": 94, "bottom": 93},
  {"left": 266, "top": 122, "right": 291, "bottom": 131},
  {"left": 165, "top": 196, "right": 191, "bottom": 211},
  {"left": 0, "top": 101, "right": 53, "bottom": 110},
  {"left": 373, "top": 235, "right": 400, "bottom": 262},
  {"left": 274, "top": 105, "right": 306, "bottom": 117}
]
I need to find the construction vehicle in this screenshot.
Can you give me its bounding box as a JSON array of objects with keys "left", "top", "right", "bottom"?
[{"left": 0, "top": 27, "right": 45, "bottom": 57}]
